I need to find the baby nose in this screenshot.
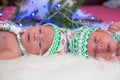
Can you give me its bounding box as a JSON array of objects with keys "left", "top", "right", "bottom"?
[
  {"left": 34, "top": 33, "right": 39, "bottom": 41},
  {"left": 97, "top": 43, "right": 104, "bottom": 53},
  {"left": 34, "top": 33, "right": 43, "bottom": 41}
]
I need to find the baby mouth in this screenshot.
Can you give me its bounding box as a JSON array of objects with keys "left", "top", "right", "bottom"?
[{"left": 107, "top": 44, "right": 111, "bottom": 53}]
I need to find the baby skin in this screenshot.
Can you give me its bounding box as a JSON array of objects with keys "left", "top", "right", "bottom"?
[
  {"left": 0, "top": 22, "right": 54, "bottom": 59},
  {"left": 88, "top": 22, "right": 120, "bottom": 61}
]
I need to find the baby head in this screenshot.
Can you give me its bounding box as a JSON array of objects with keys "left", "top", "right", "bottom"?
[
  {"left": 70, "top": 26, "right": 118, "bottom": 60},
  {"left": 21, "top": 23, "right": 70, "bottom": 56}
]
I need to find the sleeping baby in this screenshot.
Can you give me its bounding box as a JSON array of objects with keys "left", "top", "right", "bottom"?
[
  {"left": 0, "top": 20, "right": 120, "bottom": 62},
  {"left": 69, "top": 21, "right": 120, "bottom": 61},
  {"left": 0, "top": 20, "right": 72, "bottom": 59}
]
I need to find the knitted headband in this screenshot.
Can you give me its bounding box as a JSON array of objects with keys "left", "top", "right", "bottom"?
[
  {"left": 44, "top": 23, "right": 72, "bottom": 56},
  {"left": 70, "top": 26, "right": 99, "bottom": 58}
]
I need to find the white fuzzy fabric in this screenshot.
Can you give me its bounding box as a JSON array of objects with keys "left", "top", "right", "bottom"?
[{"left": 0, "top": 53, "right": 120, "bottom": 80}]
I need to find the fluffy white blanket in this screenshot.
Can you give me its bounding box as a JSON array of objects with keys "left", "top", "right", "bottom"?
[{"left": 0, "top": 53, "right": 120, "bottom": 80}]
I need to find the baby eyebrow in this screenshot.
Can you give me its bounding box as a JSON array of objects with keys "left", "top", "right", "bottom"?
[{"left": 39, "top": 28, "right": 42, "bottom": 33}]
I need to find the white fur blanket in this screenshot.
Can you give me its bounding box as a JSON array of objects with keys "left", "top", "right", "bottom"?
[{"left": 0, "top": 53, "right": 120, "bottom": 80}]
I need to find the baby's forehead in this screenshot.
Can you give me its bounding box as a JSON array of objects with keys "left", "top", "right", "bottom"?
[
  {"left": 93, "top": 29, "right": 105, "bottom": 33},
  {"left": 94, "top": 29, "right": 102, "bottom": 32},
  {"left": 95, "top": 29, "right": 110, "bottom": 33},
  {"left": 89, "top": 29, "right": 101, "bottom": 37}
]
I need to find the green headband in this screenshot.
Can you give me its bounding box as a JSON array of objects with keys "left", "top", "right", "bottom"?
[
  {"left": 44, "top": 23, "right": 71, "bottom": 56},
  {"left": 70, "top": 26, "right": 99, "bottom": 58}
]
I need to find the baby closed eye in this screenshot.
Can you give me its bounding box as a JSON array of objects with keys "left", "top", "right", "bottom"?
[
  {"left": 39, "top": 28, "right": 42, "bottom": 33},
  {"left": 39, "top": 42, "right": 41, "bottom": 48},
  {"left": 94, "top": 37, "right": 97, "bottom": 42}
]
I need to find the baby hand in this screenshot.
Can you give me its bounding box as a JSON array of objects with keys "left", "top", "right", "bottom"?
[
  {"left": 108, "top": 22, "right": 120, "bottom": 33},
  {"left": 109, "top": 56, "right": 120, "bottom": 62},
  {"left": 109, "top": 56, "right": 118, "bottom": 62}
]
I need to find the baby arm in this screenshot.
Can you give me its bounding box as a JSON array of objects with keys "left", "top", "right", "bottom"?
[
  {"left": 108, "top": 21, "right": 120, "bottom": 33},
  {"left": 0, "top": 50, "right": 21, "bottom": 60},
  {"left": 109, "top": 56, "right": 120, "bottom": 62}
]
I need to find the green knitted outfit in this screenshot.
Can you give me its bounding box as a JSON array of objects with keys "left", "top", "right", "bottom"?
[{"left": 43, "top": 23, "right": 73, "bottom": 56}]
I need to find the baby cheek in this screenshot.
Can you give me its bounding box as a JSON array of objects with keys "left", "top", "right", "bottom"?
[
  {"left": 46, "top": 34, "right": 53, "bottom": 46},
  {"left": 98, "top": 53, "right": 111, "bottom": 60},
  {"left": 26, "top": 43, "right": 40, "bottom": 55}
]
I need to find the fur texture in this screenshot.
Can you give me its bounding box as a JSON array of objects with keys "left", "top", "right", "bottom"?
[{"left": 0, "top": 53, "right": 120, "bottom": 80}]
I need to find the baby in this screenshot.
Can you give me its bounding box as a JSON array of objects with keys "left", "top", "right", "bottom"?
[
  {"left": 1, "top": 20, "right": 120, "bottom": 61},
  {"left": 0, "top": 20, "right": 72, "bottom": 60},
  {"left": 69, "top": 21, "right": 120, "bottom": 61}
]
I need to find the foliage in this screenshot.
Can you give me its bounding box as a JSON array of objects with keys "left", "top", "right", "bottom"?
[{"left": 0, "top": 0, "right": 102, "bottom": 29}]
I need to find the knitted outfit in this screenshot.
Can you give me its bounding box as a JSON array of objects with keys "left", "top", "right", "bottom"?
[{"left": 43, "top": 23, "right": 73, "bottom": 55}]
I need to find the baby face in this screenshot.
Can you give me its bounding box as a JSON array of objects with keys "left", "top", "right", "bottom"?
[
  {"left": 88, "top": 30, "right": 117, "bottom": 60},
  {"left": 21, "top": 25, "right": 54, "bottom": 55}
]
